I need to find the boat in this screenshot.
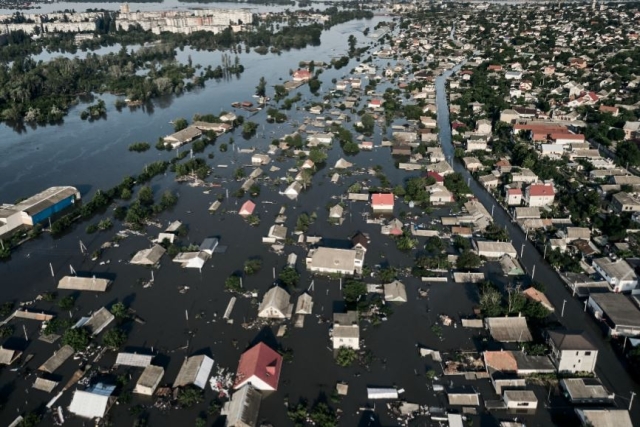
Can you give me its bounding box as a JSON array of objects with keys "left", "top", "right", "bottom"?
[
  {"left": 241, "top": 101, "right": 253, "bottom": 108},
  {"left": 231, "top": 102, "right": 241, "bottom": 108}
]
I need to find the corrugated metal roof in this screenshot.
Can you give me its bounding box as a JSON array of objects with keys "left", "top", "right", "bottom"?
[
  {"left": 39, "top": 345, "right": 74, "bottom": 373},
  {"left": 115, "top": 353, "right": 154, "bottom": 368}
]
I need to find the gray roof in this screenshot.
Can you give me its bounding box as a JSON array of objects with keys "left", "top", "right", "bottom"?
[
  {"left": 226, "top": 384, "right": 262, "bottom": 427},
  {"left": 334, "top": 311, "right": 358, "bottom": 325},
  {"left": 0, "top": 347, "right": 20, "bottom": 365},
  {"left": 164, "top": 126, "right": 202, "bottom": 144},
  {"left": 589, "top": 293, "right": 640, "bottom": 328},
  {"left": 384, "top": 280, "right": 407, "bottom": 302},
  {"left": 174, "top": 355, "right": 214, "bottom": 389},
  {"left": 512, "top": 351, "right": 555, "bottom": 372},
  {"left": 32, "top": 377, "right": 58, "bottom": 393},
  {"left": 447, "top": 391, "right": 480, "bottom": 406},
  {"left": 58, "top": 276, "right": 111, "bottom": 292},
  {"left": 295, "top": 293, "right": 314, "bottom": 315},
  {"left": 131, "top": 244, "right": 166, "bottom": 265},
  {"left": 83, "top": 307, "right": 115, "bottom": 336},
  {"left": 485, "top": 317, "right": 533, "bottom": 342},
  {"left": 561, "top": 378, "right": 614, "bottom": 402},
  {"left": 593, "top": 257, "right": 637, "bottom": 282},
  {"left": 136, "top": 365, "right": 164, "bottom": 391},
  {"left": 504, "top": 390, "right": 537, "bottom": 402},
  {"left": 548, "top": 330, "right": 597, "bottom": 351},
  {"left": 258, "top": 287, "right": 292, "bottom": 318},
  {"left": 307, "top": 247, "right": 357, "bottom": 272},
  {"left": 576, "top": 409, "right": 633, "bottom": 427},
  {"left": 39, "top": 345, "right": 74, "bottom": 373},
  {"left": 14, "top": 186, "right": 79, "bottom": 216}
]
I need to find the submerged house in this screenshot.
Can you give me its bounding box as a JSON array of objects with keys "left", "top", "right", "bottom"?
[
  {"left": 224, "top": 384, "right": 262, "bottom": 427},
  {"left": 234, "top": 342, "right": 283, "bottom": 391},
  {"left": 173, "top": 355, "right": 214, "bottom": 389},
  {"left": 258, "top": 287, "right": 293, "bottom": 319},
  {"left": 68, "top": 383, "right": 116, "bottom": 420}
]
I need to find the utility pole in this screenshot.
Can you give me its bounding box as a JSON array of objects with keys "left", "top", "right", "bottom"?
[
  {"left": 520, "top": 243, "right": 525, "bottom": 259},
  {"left": 630, "top": 391, "right": 636, "bottom": 411},
  {"left": 561, "top": 299, "right": 567, "bottom": 318},
  {"left": 491, "top": 204, "right": 495, "bottom": 217},
  {"left": 584, "top": 300, "right": 588, "bottom": 312},
  {"left": 532, "top": 264, "right": 536, "bottom": 280}
]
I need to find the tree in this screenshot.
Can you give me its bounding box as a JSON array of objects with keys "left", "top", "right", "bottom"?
[
  {"left": 279, "top": 267, "right": 299, "bottom": 288},
  {"left": 177, "top": 387, "right": 203, "bottom": 407},
  {"left": 110, "top": 302, "right": 127, "bottom": 319},
  {"left": 378, "top": 267, "right": 396, "bottom": 283},
  {"left": 360, "top": 113, "right": 375, "bottom": 134},
  {"left": 58, "top": 296, "right": 75, "bottom": 311},
  {"left": 103, "top": 328, "right": 127, "bottom": 349},
  {"left": 483, "top": 223, "right": 509, "bottom": 241},
  {"left": 173, "top": 118, "right": 188, "bottom": 132},
  {"left": 425, "top": 236, "right": 445, "bottom": 254},
  {"left": 396, "top": 232, "right": 417, "bottom": 251},
  {"left": 456, "top": 250, "right": 481, "bottom": 270},
  {"left": 309, "top": 402, "right": 337, "bottom": 427},
  {"left": 255, "top": 76, "right": 267, "bottom": 97},
  {"left": 225, "top": 275, "right": 242, "bottom": 292},
  {"left": 453, "top": 235, "right": 470, "bottom": 251},
  {"left": 309, "top": 148, "right": 327, "bottom": 164},
  {"left": 308, "top": 78, "right": 321, "bottom": 93},
  {"left": 160, "top": 190, "right": 178, "bottom": 209},
  {"left": 479, "top": 287, "right": 503, "bottom": 317},
  {"left": 336, "top": 347, "right": 357, "bottom": 367},
  {"left": 62, "top": 327, "right": 90, "bottom": 351},
  {"left": 242, "top": 121, "right": 258, "bottom": 137},
  {"left": 343, "top": 280, "right": 366, "bottom": 304},
  {"left": 138, "top": 185, "right": 154, "bottom": 206},
  {"left": 244, "top": 258, "right": 263, "bottom": 275},
  {"left": 616, "top": 140, "right": 640, "bottom": 167},
  {"left": 18, "top": 413, "right": 41, "bottom": 427}
]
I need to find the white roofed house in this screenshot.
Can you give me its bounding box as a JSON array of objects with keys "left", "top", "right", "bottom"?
[
  {"left": 68, "top": 383, "right": 116, "bottom": 419},
  {"left": 283, "top": 181, "right": 303, "bottom": 200},
  {"left": 332, "top": 311, "right": 360, "bottom": 350},
  {"left": 592, "top": 257, "right": 638, "bottom": 293},
  {"left": 427, "top": 183, "right": 454, "bottom": 205},
  {"left": 258, "top": 286, "right": 293, "bottom": 319}
]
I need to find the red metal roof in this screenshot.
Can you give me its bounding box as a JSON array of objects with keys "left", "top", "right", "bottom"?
[
  {"left": 426, "top": 171, "right": 444, "bottom": 182},
  {"left": 371, "top": 193, "right": 394, "bottom": 206},
  {"left": 549, "top": 133, "right": 584, "bottom": 141},
  {"left": 507, "top": 188, "right": 522, "bottom": 195},
  {"left": 234, "top": 342, "right": 283, "bottom": 391},
  {"left": 528, "top": 184, "right": 555, "bottom": 197}
]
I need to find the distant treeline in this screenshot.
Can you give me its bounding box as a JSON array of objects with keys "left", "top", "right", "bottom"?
[{"left": 177, "top": 0, "right": 294, "bottom": 3}]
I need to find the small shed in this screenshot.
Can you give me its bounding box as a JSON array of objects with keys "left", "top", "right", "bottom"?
[
  {"left": 134, "top": 365, "right": 164, "bottom": 396},
  {"left": 329, "top": 204, "right": 344, "bottom": 219},
  {"left": 174, "top": 355, "right": 214, "bottom": 389},
  {"left": 209, "top": 200, "right": 222, "bottom": 212},
  {"left": 130, "top": 245, "right": 166, "bottom": 266},
  {"left": 447, "top": 390, "right": 480, "bottom": 406}
]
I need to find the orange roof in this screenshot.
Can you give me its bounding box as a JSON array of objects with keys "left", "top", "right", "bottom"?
[
  {"left": 239, "top": 200, "right": 256, "bottom": 216},
  {"left": 522, "top": 287, "right": 554, "bottom": 311},
  {"left": 507, "top": 188, "right": 522, "bottom": 195},
  {"left": 528, "top": 184, "right": 555, "bottom": 197},
  {"left": 484, "top": 350, "right": 517, "bottom": 372},
  {"left": 549, "top": 133, "right": 584, "bottom": 141},
  {"left": 371, "top": 193, "right": 394, "bottom": 206}
]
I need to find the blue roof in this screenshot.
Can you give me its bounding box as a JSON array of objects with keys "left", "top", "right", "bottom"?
[{"left": 87, "top": 383, "right": 116, "bottom": 396}]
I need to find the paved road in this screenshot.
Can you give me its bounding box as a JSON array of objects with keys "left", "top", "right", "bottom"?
[{"left": 435, "top": 65, "right": 640, "bottom": 420}]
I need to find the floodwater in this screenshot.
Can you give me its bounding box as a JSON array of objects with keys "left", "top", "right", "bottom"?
[{"left": 0, "top": 14, "right": 496, "bottom": 427}]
